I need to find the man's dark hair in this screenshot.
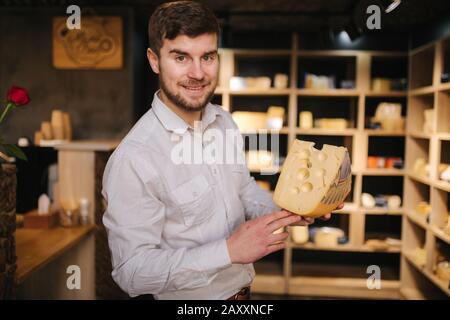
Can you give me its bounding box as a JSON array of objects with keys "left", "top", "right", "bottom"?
[{"left": 148, "top": 1, "right": 220, "bottom": 56}]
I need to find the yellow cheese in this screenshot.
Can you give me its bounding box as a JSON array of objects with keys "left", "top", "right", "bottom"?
[
  {"left": 256, "top": 180, "right": 271, "bottom": 191},
  {"left": 232, "top": 112, "right": 267, "bottom": 131},
  {"left": 314, "top": 227, "right": 344, "bottom": 247},
  {"left": 246, "top": 150, "right": 277, "bottom": 172},
  {"left": 291, "top": 226, "right": 309, "bottom": 244},
  {"left": 315, "top": 118, "right": 348, "bottom": 130},
  {"left": 273, "top": 139, "right": 352, "bottom": 218}
]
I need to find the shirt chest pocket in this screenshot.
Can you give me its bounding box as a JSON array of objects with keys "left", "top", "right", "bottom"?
[{"left": 170, "top": 175, "right": 215, "bottom": 227}]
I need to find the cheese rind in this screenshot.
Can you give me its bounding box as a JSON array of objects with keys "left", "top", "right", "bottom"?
[{"left": 273, "top": 139, "right": 352, "bottom": 218}]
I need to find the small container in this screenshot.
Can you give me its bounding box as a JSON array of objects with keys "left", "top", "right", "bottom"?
[{"left": 59, "top": 208, "right": 80, "bottom": 227}]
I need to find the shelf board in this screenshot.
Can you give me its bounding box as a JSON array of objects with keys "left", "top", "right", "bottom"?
[
  {"left": 438, "top": 82, "right": 450, "bottom": 92},
  {"left": 436, "top": 132, "right": 450, "bottom": 141},
  {"left": 363, "top": 208, "right": 404, "bottom": 215},
  {"left": 361, "top": 168, "right": 405, "bottom": 176},
  {"left": 231, "top": 49, "right": 292, "bottom": 57},
  {"left": 229, "top": 88, "right": 291, "bottom": 95},
  {"left": 288, "top": 276, "right": 400, "bottom": 299},
  {"left": 408, "top": 172, "right": 432, "bottom": 186},
  {"left": 408, "top": 131, "right": 432, "bottom": 139},
  {"left": 296, "top": 89, "right": 359, "bottom": 96},
  {"left": 240, "top": 127, "right": 289, "bottom": 135},
  {"left": 409, "top": 86, "right": 435, "bottom": 96},
  {"left": 365, "top": 129, "right": 405, "bottom": 136},
  {"left": 429, "top": 224, "right": 450, "bottom": 245},
  {"left": 405, "top": 210, "right": 429, "bottom": 230},
  {"left": 400, "top": 288, "right": 427, "bottom": 300},
  {"left": 365, "top": 91, "right": 407, "bottom": 97},
  {"left": 289, "top": 242, "right": 400, "bottom": 253},
  {"left": 252, "top": 274, "right": 286, "bottom": 295},
  {"left": 433, "top": 179, "right": 450, "bottom": 192},
  {"left": 403, "top": 252, "right": 450, "bottom": 297},
  {"left": 295, "top": 128, "right": 356, "bottom": 136}
]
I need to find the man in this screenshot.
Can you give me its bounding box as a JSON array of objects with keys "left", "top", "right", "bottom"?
[{"left": 102, "top": 1, "right": 341, "bottom": 300}]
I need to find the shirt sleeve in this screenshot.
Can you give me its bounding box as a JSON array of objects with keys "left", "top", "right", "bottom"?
[
  {"left": 102, "top": 147, "right": 232, "bottom": 297},
  {"left": 239, "top": 166, "right": 281, "bottom": 220}
]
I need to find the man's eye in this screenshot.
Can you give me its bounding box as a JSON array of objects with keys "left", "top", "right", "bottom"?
[
  {"left": 202, "top": 55, "right": 215, "bottom": 62},
  {"left": 175, "top": 56, "right": 186, "bottom": 62}
]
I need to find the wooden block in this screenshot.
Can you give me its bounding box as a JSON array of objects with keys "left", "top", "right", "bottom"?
[{"left": 24, "top": 209, "right": 59, "bottom": 229}]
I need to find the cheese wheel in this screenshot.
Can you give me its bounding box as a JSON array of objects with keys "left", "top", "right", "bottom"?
[{"left": 273, "top": 140, "right": 352, "bottom": 218}]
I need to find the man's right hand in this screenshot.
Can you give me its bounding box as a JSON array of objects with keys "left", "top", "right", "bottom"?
[{"left": 226, "top": 211, "right": 302, "bottom": 264}]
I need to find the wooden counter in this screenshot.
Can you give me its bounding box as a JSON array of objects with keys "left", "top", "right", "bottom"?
[{"left": 16, "top": 225, "right": 95, "bottom": 284}]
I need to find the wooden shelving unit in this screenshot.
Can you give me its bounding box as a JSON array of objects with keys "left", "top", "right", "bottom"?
[
  {"left": 400, "top": 35, "right": 450, "bottom": 299},
  {"left": 215, "top": 32, "right": 414, "bottom": 299}
]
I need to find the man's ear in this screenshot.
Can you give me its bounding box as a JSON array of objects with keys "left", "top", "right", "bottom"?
[{"left": 147, "top": 48, "right": 160, "bottom": 74}]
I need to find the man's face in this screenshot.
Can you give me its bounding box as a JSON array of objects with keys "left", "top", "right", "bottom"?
[{"left": 148, "top": 33, "right": 219, "bottom": 112}]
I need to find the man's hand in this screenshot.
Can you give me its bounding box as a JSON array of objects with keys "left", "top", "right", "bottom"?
[
  {"left": 226, "top": 211, "right": 302, "bottom": 264},
  {"left": 288, "top": 203, "right": 345, "bottom": 226}
]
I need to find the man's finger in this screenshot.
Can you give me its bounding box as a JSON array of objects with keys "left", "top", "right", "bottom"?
[
  {"left": 268, "top": 232, "right": 289, "bottom": 244},
  {"left": 319, "top": 213, "right": 332, "bottom": 221},
  {"left": 267, "top": 215, "right": 301, "bottom": 233},
  {"left": 261, "top": 210, "right": 291, "bottom": 224},
  {"left": 266, "top": 242, "right": 286, "bottom": 255}
]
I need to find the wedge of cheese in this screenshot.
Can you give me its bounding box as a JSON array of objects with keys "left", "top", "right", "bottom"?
[{"left": 273, "top": 139, "right": 352, "bottom": 218}]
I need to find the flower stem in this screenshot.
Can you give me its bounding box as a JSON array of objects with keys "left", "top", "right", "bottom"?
[{"left": 0, "top": 102, "right": 14, "bottom": 124}]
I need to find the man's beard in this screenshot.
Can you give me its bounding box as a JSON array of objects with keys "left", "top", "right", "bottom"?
[{"left": 160, "top": 75, "right": 216, "bottom": 112}]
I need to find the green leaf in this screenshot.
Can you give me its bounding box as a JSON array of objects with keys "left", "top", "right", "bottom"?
[{"left": 3, "top": 144, "right": 27, "bottom": 161}]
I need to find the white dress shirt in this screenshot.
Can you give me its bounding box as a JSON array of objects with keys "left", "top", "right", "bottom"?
[{"left": 102, "top": 91, "right": 279, "bottom": 299}]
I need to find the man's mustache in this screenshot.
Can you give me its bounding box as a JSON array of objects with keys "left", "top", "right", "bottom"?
[{"left": 178, "top": 80, "right": 211, "bottom": 86}]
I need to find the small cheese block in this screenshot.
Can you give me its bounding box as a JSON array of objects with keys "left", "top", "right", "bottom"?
[
  {"left": 291, "top": 226, "right": 309, "bottom": 244},
  {"left": 314, "top": 118, "right": 348, "bottom": 130},
  {"left": 232, "top": 112, "right": 268, "bottom": 131},
  {"left": 273, "top": 139, "right": 352, "bottom": 218}
]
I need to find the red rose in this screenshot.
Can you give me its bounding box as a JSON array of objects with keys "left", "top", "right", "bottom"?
[{"left": 7, "top": 86, "right": 30, "bottom": 106}]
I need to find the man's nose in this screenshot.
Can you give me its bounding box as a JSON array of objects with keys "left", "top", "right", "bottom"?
[{"left": 187, "top": 59, "right": 205, "bottom": 80}]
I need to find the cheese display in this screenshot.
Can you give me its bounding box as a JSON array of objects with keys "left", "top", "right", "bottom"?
[
  {"left": 361, "top": 193, "right": 376, "bottom": 209},
  {"left": 273, "top": 140, "right": 352, "bottom": 218},
  {"left": 314, "top": 227, "right": 345, "bottom": 247},
  {"left": 416, "top": 201, "right": 431, "bottom": 217},
  {"left": 229, "top": 76, "right": 271, "bottom": 90},
  {"left": 232, "top": 111, "right": 268, "bottom": 131},
  {"left": 274, "top": 73, "right": 288, "bottom": 88},
  {"left": 439, "top": 164, "right": 450, "bottom": 182},
  {"left": 267, "top": 106, "right": 285, "bottom": 130},
  {"left": 436, "top": 261, "right": 450, "bottom": 282},
  {"left": 412, "top": 247, "right": 427, "bottom": 267},
  {"left": 371, "top": 78, "right": 391, "bottom": 91},
  {"left": 299, "top": 111, "right": 313, "bottom": 129},
  {"left": 314, "top": 118, "right": 348, "bottom": 130},
  {"left": 413, "top": 158, "right": 429, "bottom": 177},
  {"left": 291, "top": 226, "right": 309, "bottom": 244},
  {"left": 370, "top": 102, "right": 405, "bottom": 132}
]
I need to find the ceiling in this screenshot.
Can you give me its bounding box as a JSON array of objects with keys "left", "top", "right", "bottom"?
[{"left": 1, "top": 0, "right": 449, "bottom": 32}]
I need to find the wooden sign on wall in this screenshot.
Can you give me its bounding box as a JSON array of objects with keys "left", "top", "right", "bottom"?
[{"left": 53, "top": 16, "right": 123, "bottom": 69}]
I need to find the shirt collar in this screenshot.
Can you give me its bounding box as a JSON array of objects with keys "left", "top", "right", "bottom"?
[{"left": 151, "top": 90, "right": 220, "bottom": 134}]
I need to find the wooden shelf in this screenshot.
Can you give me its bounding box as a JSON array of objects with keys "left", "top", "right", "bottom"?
[
  {"left": 409, "top": 86, "right": 435, "bottom": 96},
  {"left": 15, "top": 225, "right": 95, "bottom": 284},
  {"left": 400, "top": 288, "right": 427, "bottom": 300},
  {"left": 365, "top": 130, "right": 405, "bottom": 136},
  {"left": 408, "top": 172, "right": 432, "bottom": 186},
  {"left": 433, "top": 179, "right": 450, "bottom": 192},
  {"left": 290, "top": 241, "right": 400, "bottom": 253},
  {"left": 405, "top": 210, "right": 429, "bottom": 230},
  {"left": 365, "top": 91, "right": 407, "bottom": 97},
  {"left": 361, "top": 169, "right": 405, "bottom": 176},
  {"left": 404, "top": 252, "right": 450, "bottom": 297},
  {"left": 240, "top": 127, "right": 289, "bottom": 135},
  {"left": 437, "top": 132, "right": 450, "bottom": 141},
  {"left": 295, "top": 128, "right": 356, "bottom": 136},
  {"left": 438, "top": 82, "right": 450, "bottom": 92},
  {"left": 363, "top": 208, "right": 404, "bottom": 215},
  {"left": 408, "top": 131, "right": 432, "bottom": 139},
  {"left": 229, "top": 88, "right": 291, "bottom": 95},
  {"left": 296, "top": 89, "right": 359, "bottom": 96},
  {"left": 252, "top": 274, "right": 286, "bottom": 294},
  {"left": 288, "top": 276, "right": 400, "bottom": 299},
  {"left": 429, "top": 224, "right": 450, "bottom": 245}
]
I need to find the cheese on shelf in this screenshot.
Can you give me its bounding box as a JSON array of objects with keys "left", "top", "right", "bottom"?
[
  {"left": 314, "top": 118, "right": 348, "bottom": 130},
  {"left": 291, "top": 226, "right": 309, "bottom": 244},
  {"left": 273, "top": 139, "right": 352, "bottom": 218},
  {"left": 232, "top": 111, "right": 268, "bottom": 131}
]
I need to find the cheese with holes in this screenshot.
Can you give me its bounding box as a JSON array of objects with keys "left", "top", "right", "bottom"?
[{"left": 273, "top": 139, "right": 352, "bottom": 218}]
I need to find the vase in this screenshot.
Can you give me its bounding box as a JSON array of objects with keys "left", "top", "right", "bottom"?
[{"left": 0, "top": 164, "right": 17, "bottom": 299}]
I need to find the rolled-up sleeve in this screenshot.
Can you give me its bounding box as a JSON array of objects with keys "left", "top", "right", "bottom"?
[{"left": 102, "top": 148, "right": 232, "bottom": 297}]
